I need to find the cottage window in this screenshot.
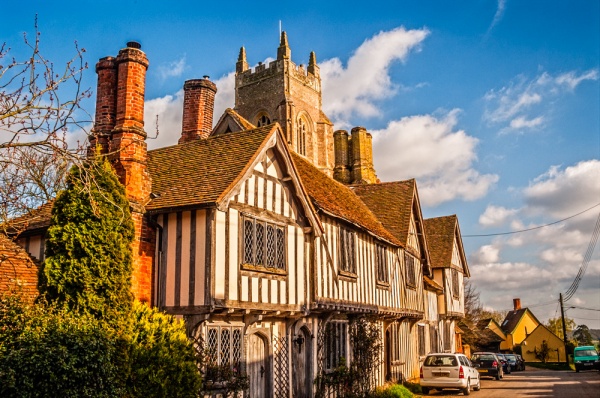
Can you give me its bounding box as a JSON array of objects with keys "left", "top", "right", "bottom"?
[
  {"left": 296, "top": 117, "right": 307, "bottom": 155},
  {"left": 338, "top": 228, "right": 356, "bottom": 274},
  {"left": 451, "top": 268, "right": 460, "bottom": 299},
  {"left": 418, "top": 325, "right": 426, "bottom": 356},
  {"left": 325, "top": 321, "right": 348, "bottom": 370},
  {"left": 376, "top": 244, "right": 389, "bottom": 283},
  {"left": 429, "top": 324, "right": 438, "bottom": 353},
  {"left": 243, "top": 216, "right": 286, "bottom": 269},
  {"left": 405, "top": 253, "right": 416, "bottom": 288},
  {"left": 206, "top": 325, "right": 243, "bottom": 373}
]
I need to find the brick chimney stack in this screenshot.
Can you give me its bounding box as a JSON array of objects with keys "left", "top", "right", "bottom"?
[
  {"left": 350, "top": 127, "right": 378, "bottom": 184},
  {"left": 179, "top": 77, "right": 218, "bottom": 143},
  {"left": 91, "top": 56, "right": 118, "bottom": 154},
  {"left": 513, "top": 298, "right": 522, "bottom": 310},
  {"left": 333, "top": 130, "right": 351, "bottom": 184},
  {"left": 93, "top": 41, "right": 154, "bottom": 304}
]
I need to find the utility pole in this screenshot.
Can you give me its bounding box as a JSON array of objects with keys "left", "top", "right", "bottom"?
[{"left": 559, "top": 293, "right": 569, "bottom": 365}]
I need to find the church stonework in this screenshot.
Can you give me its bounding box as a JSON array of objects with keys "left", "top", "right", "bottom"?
[{"left": 234, "top": 32, "right": 334, "bottom": 176}]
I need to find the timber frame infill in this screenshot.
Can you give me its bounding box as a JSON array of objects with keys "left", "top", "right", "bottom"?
[
  {"left": 311, "top": 298, "right": 423, "bottom": 320},
  {"left": 443, "top": 311, "right": 465, "bottom": 320}
]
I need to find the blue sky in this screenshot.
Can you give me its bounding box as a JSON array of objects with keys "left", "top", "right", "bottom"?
[{"left": 3, "top": 1, "right": 599, "bottom": 328}]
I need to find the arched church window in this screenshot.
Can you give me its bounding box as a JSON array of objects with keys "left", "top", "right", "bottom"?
[
  {"left": 256, "top": 113, "right": 271, "bottom": 127},
  {"left": 296, "top": 117, "right": 307, "bottom": 156}
]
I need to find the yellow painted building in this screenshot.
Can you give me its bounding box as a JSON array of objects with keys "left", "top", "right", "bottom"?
[
  {"left": 500, "top": 298, "right": 541, "bottom": 350},
  {"left": 521, "top": 324, "right": 566, "bottom": 363}
]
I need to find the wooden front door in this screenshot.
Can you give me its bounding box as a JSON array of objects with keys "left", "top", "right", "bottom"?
[
  {"left": 248, "top": 333, "right": 268, "bottom": 397},
  {"left": 292, "top": 327, "right": 312, "bottom": 397}
]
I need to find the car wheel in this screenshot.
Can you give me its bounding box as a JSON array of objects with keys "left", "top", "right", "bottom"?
[
  {"left": 576, "top": 367, "right": 580, "bottom": 373},
  {"left": 462, "top": 379, "right": 471, "bottom": 396},
  {"left": 473, "top": 376, "right": 481, "bottom": 391},
  {"left": 421, "top": 387, "right": 430, "bottom": 395}
]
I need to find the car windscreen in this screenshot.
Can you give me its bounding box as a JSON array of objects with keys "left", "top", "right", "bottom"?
[
  {"left": 575, "top": 349, "right": 597, "bottom": 357},
  {"left": 504, "top": 354, "right": 517, "bottom": 360},
  {"left": 471, "top": 354, "right": 495, "bottom": 361},
  {"left": 424, "top": 355, "right": 458, "bottom": 367}
]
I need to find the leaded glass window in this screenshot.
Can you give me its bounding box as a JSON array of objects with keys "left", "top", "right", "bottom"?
[
  {"left": 297, "top": 117, "right": 307, "bottom": 155},
  {"left": 339, "top": 227, "right": 356, "bottom": 274},
  {"left": 376, "top": 243, "right": 388, "bottom": 283},
  {"left": 206, "top": 325, "right": 243, "bottom": 374},
  {"left": 325, "top": 321, "right": 348, "bottom": 370},
  {"left": 242, "top": 216, "right": 286, "bottom": 269},
  {"left": 405, "top": 253, "right": 416, "bottom": 288}
]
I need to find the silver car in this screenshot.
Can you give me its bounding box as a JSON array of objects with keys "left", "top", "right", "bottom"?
[{"left": 420, "top": 353, "right": 481, "bottom": 395}]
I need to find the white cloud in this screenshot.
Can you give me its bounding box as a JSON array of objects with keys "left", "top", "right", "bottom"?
[
  {"left": 523, "top": 160, "right": 600, "bottom": 219},
  {"left": 471, "top": 160, "right": 600, "bottom": 323},
  {"left": 509, "top": 116, "right": 543, "bottom": 129},
  {"left": 479, "top": 205, "right": 518, "bottom": 227},
  {"left": 471, "top": 245, "right": 500, "bottom": 263},
  {"left": 143, "top": 72, "right": 236, "bottom": 150},
  {"left": 485, "top": 0, "right": 507, "bottom": 36},
  {"left": 484, "top": 69, "right": 599, "bottom": 133},
  {"left": 372, "top": 110, "right": 499, "bottom": 206},
  {"left": 320, "top": 26, "right": 429, "bottom": 127},
  {"left": 157, "top": 56, "right": 187, "bottom": 80},
  {"left": 555, "top": 69, "right": 599, "bottom": 90}
]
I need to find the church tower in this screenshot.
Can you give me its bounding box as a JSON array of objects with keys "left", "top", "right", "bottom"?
[{"left": 234, "top": 32, "right": 334, "bottom": 175}]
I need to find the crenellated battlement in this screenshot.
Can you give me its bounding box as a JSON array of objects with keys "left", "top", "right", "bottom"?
[{"left": 236, "top": 58, "right": 320, "bottom": 91}]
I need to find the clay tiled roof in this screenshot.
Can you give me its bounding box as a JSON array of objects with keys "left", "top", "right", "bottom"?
[
  {"left": 350, "top": 180, "right": 416, "bottom": 246},
  {"left": 212, "top": 108, "right": 256, "bottom": 135},
  {"left": 147, "top": 125, "right": 274, "bottom": 211},
  {"left": 0, "top": 234, "right": 39, "bottom": 302},
  {"left": 424, "top": 215, "right": 457, "bottom": 269},
  {"left": 291, "top": 153, "right": 401, "bottom": 246},
  {"left": 7, "top": 201, "right": 54, "bottom": 234},
  {"left": 500, "top": 308, "right": 540, "bottom": 334}
]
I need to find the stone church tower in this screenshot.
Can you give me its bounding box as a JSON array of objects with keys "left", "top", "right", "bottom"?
[{"left": 234, "top": 32, "right": 334, "bottom": 176}]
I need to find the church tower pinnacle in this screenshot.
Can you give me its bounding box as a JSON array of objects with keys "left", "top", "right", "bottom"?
[{"left": 234, "top": 32, "right": 334, "bottom": 176}]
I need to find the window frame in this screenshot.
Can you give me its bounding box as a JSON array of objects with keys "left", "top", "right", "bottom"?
[
  {"left": 241, "top": 214, "right": 287, "bottom": 273},
  {"left": 451, "top": 268, "right": 460, "bottom": 299},
  {"left": 405, "top": 252, "right": 417, "bottom": 289},
  {"left": 324, "top": 321, "right": 348, "bottom": 371},
  {"left": 205, "top": 325, "right": 244, "bottom": 376},
  {"left": 296, "top": 116, "right": 307, "bottom": 156},
  {"left": 375, "top": 243, "right": 389, "bottom": 285},
  {"left": 338, "top": 227, "right": 357, "bottom": 276}
]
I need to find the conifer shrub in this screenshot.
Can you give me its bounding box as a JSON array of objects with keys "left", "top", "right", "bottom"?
[
  {"left": 39, "top": 155, "right": 134, "bottom": 324},
  {"left": 126, "top": 301, "right": 203, "bottom": 398}
]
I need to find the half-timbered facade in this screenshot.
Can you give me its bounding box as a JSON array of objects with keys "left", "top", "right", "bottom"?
[
  {"left": 424, "top": 215, "right": 471, "bottom": 354},
  {"left": 8, "top": 35, "right": 472, "bottom": 397}
]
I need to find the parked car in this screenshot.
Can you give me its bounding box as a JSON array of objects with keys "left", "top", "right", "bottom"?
[
  {"left": 495, "top": 353, "right": 511, "bottom": 374},
  {"left": 573, "top": 346, "right": 600, "bottom": 372},
  {"left": 421, "top": 353, "right": 481, "bottom": 395},
  {"left": 471, "top": 352, "right": 503, "bottom": 380},
  {"left": 504, "top": 353, "right": 524, "bottom": 371}
]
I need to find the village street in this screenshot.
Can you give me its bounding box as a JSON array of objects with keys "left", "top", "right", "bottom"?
[{"left": 423, "top": 367, "right": 600, "bottom": 397}]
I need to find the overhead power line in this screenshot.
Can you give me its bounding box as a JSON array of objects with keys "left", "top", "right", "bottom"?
[
  {"left": 564, "top": 211, "right": 600, "bottom": 302},
  {"left": 462, "top": 202, "right": 600, "bottom": 238}
]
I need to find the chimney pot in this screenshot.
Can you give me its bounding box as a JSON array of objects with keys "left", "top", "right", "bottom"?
[
  {"left": 127, "top": 41, "right": 142, "bottom": 49},
  {"left": 513, "top": 298, "right": 522, "bottom": 310}
]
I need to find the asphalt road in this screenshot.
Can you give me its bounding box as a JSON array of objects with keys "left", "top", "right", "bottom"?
[{"left": 421, "top": 366, "right": 600, "bottom": 397}]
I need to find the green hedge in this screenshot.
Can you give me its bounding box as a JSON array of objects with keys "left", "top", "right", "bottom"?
[{"left": 0, "top": 295, "right": 202, "bottom": 397}]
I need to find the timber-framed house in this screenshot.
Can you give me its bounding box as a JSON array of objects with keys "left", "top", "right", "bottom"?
[{"left": 7, "top": 34, "right": 471, "bottom": 397}]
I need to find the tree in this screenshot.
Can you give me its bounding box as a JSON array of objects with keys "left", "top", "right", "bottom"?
[
  {"left": 39, "top": 155, "right": 134, "bottom": 324},
  {"left": 127, "top": 301, "right": 203, "bottom": 398},
  {"left": 573, "top": 325, "right": 593, "bottom": 346},
  {"left": 532, "top": 340, "right": 551, "bottom": 363},
  {"left": 1, "top": 18, "right": 90, "bottom": 236},
  {"left": 546, "top": 316, "right": 576, "bottom": 340}
]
